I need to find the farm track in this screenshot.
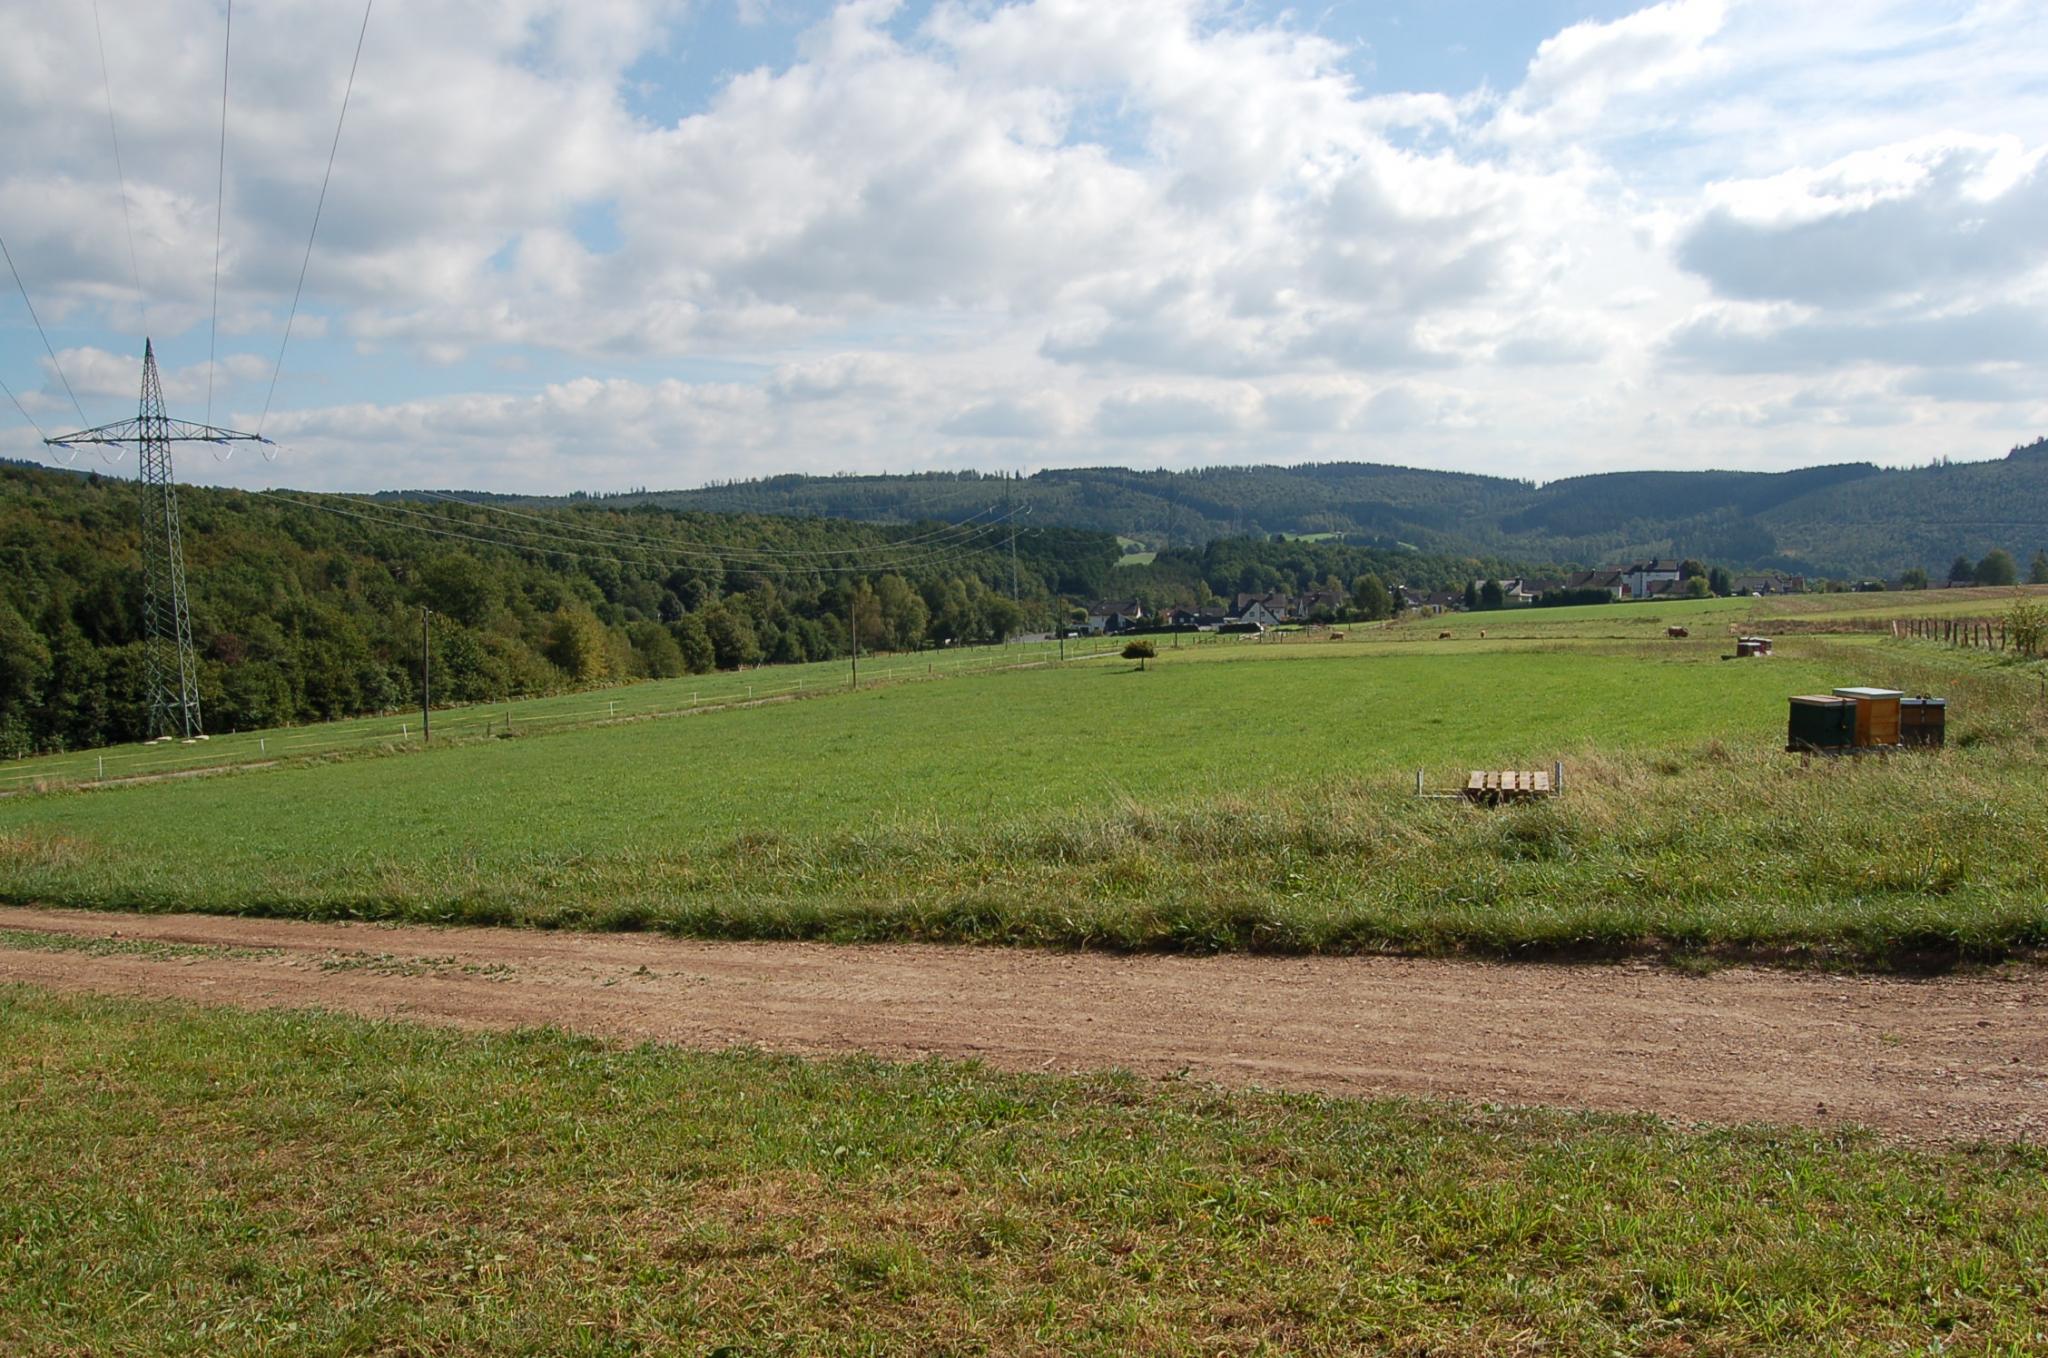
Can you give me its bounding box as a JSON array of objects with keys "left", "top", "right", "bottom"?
[{"left": 2, "top": 906, "right": 2042, "bottom": 1146}]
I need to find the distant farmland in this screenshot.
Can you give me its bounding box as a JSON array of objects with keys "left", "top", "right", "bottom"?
[{"left": 5, "top": 594, "right": 2046, "bottom": 967}]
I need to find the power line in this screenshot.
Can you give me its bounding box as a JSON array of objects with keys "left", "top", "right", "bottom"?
[
  {"left": 258, "top": 0, "right": 373, "bottom": 437},
  {"left": 204, "top": 0, "right": 231, "bottom": 427},
  {"left": 91, "top": 0, "right": 146, "bottom": 337},
  {"left": 412, "top": 488, "right": 1012, "bottom": 558},
  {"left": 0, "top": 372, "right": 49, "bottom": 441},
  {"left": 0, "top": 230, "right": 89, "bottom": 427}
]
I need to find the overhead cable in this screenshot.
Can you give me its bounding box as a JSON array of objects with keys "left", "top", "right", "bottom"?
[
  {"left": 205, "top": 0, "right": 231, "bottom": 426},
  {"left": 91, "top": 0, "right": 147, "bottom": 338},
  {"left": 0, "top": 231, "right": 90, "bottom": 427},
  {"left": 0, "top": 372, "right": 50, "bottom": 441},
  {"left": 257, "top": 0, "right": 373, "bottom": 437}
]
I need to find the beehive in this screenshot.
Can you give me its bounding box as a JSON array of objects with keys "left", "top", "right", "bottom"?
[
  {"left": 1788, "top": 695, "right": 1854, "bottom": 750},
  {"left": 1899, "top": 697, "right": 1947, "bottom": 748},
  {"left": 1834, "top": 687, "right": 1904, "bottom": 748}
]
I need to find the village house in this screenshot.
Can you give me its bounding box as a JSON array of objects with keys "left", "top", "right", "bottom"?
[
  {"left": 1563, "top": 563, "right": 1686, "bottom": 600},
  {"left": 1165, "top": 605, "right": 1226, "bottom": 629},
  {"left": 1470, "top": 577, "right": 1553, "bottom": 604},
  {"left": 1231, "top": 592, "right": 1292, "bottom": 627},
  {"left": 1619, "top": 560, "right": 1684, "bottom": 599},
  {"left": 1732, "top": 572, "right": 1806, "bottom": 595},
  {"left": 1083, "top": 600, "right": 1147, "bottom": 634},
  {"left": 1563, "top": 568, "right": 1626, "bottom": 598},
  {"left": 1296, "top": 586, "right": 1348, "bottom": 618}
]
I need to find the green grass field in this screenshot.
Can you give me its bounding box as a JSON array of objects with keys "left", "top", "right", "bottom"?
[
  {"left": 10, "top": 588, "right": 2035, "bottom": 793},
  {"left": 0, "top": 632, "right": 1143, "bottom": 792},
  {"left": 4, "top": 606, "right": 2047, "bottom": 965},
  {"left": 5, "top": 988, "right": 2043, "bottom": 1356}
]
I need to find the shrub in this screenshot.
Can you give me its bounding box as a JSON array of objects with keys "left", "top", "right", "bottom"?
[
  {"left": 1122, "top": 639, "right": 1158, "bottom": 670},
  {"left": 2007, "top": 592, "right": 2048, "bottom": 656}
]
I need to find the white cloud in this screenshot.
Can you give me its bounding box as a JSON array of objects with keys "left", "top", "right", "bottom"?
[
  {"left": 768, "top": 352, "right": 917, "bottom": 402},
  {"left": 939, "top": 393, "right": 1073, "bottom": 438},
  {"left": 1490, "top": 0, "right": 1728, "bottom": 143},
  {"left": 4, "top": 0, "right": 2047, "bottom": 492},
  {"left": 1095, "top": 384, "right": 1259, "bottom": 438},
  {"left": 1678, "top": 135, "right": 2048, "bottom": 305}
]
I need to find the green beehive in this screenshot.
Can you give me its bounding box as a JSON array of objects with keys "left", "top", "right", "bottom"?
[{"left": 1787, "top": 695, "right": 1854, "bottom": 751}]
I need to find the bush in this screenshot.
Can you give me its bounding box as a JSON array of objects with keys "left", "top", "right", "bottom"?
[
  {"left": 2007, "top": 593, "right": 2047, "bottom": 656},
  {"left": 1122, "top": 639, "right": 1158, "bottom": 670}
]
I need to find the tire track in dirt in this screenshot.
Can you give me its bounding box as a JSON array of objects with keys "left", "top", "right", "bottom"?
[{"left": 2, "top": 906, "right": 2042, "bottom": 1144}]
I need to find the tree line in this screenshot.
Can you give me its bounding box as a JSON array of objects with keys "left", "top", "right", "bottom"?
[{"left": 0, "top": 466, "right": 1106, "bottom": 757}]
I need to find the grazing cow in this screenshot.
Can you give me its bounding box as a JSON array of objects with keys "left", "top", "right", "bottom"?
[
  {"left": 1438, "top": 630, "right": 1452, "bottom": 640},
  {"left": 1329, "top": 631, "right": 1345, "bottom": 641},
  {"left": 1478, "top": 629, "right": 1486, "bottom": 638},
  {"left": 1667, "top": 626, "right": 1689, "bottom": 639}
]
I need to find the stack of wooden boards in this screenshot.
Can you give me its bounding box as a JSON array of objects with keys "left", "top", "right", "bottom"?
[{"left": 1464, "top": 769, "right": 1554, "bottom": 804}]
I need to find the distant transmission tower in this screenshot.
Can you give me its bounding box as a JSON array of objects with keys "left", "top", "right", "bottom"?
[{"left": 45, "top": 340, "right": 271, "bottom": 740}]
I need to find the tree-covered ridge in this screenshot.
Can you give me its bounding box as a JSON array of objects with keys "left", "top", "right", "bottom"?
[
  {"left": 0, "top": 466, "right": 1113, "bottom": 756},
  {"left": 0, "top": 464, "right": 1537, "bottom": 757},
  {"left": 575, "top": 438, "right": 2048, "bottom": 577}
]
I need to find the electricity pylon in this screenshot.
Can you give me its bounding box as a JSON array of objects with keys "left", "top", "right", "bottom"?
[{"left": 45, "top": 339, "right": 271, "bottom": 740}]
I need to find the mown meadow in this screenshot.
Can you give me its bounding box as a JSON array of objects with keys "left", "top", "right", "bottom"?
[
  {"left": 4, "top": 601, "right": 2047, "bottom": 967},
  {"left": 4, "top": 988, "right": 2044, "bottom": 1356}
]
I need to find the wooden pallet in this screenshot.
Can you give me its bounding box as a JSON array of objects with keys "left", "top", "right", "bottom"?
[{"left": 1465, "top": 770, "right": 1553, "bottom": 804}]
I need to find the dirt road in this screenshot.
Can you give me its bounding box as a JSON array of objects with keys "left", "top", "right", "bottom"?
[{"left": 3, "top": 906, "right": 2042, "bottom": 1144}]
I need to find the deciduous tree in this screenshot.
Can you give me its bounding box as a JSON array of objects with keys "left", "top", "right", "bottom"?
[{"left": 1976, "top": 550, "right": 2018, "bottom": 586}]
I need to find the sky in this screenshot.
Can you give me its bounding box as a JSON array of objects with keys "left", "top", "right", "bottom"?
[{"left": 1, "top": 0, "right": 2044, "bottom": 494}]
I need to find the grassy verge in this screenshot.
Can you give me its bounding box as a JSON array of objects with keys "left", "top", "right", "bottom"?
[{"left": 2, "top": 988, "right": 2043, "bottom": 1355}]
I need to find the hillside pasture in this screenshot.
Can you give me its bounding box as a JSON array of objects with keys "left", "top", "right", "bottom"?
[
  {"left": 4, "top": 622, "right": 2046, "bottom": 966},
  {"left": 0, "top": 633, "right": 1138, "bottom": 793}
]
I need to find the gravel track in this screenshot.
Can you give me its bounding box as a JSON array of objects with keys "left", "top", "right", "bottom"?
[{"left": 2, "top": 906, "right": 2042, "bottom": 1144}]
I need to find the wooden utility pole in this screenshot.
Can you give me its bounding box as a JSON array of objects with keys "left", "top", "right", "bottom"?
[
  {"left": 420, "top": 607, "right": 432, "bottom": 742},
  {"left": 850, "top": 592, "right": 859, "bottom": 690}
]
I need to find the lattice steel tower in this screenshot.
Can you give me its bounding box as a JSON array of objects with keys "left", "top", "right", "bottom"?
[{"left": 45, "top": 340, "right": 271, "bottom": 740}]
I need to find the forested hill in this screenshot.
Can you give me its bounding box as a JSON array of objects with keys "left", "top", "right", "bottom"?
[
  {"left": 0, "top": 465, "right": 1115, "bottom": 755},
  {"left": 3, "top": 463, "right": 1535, "bottom": 756},
  {"left": 569, "top": 438, "right": 2048, "bottom": 577}
]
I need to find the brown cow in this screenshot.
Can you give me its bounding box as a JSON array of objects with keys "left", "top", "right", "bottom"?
[
  {"left": 1438, "top": 630, "right": 1452, "bottom": 640},
  {"left": 1667, "top": 626, "right": 1690, "bottom": 639}
]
